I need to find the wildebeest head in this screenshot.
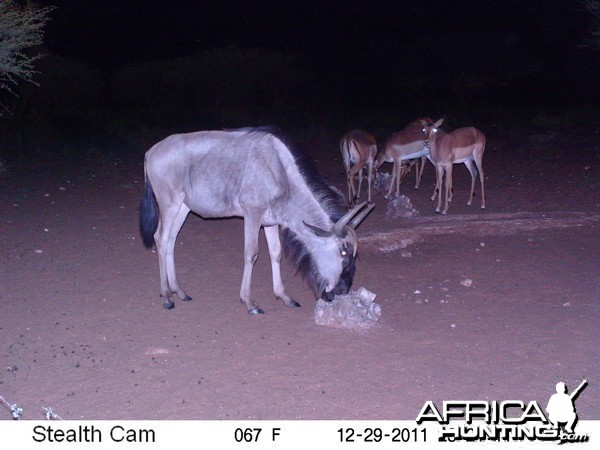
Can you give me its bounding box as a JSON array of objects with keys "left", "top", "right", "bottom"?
[{"left": 303, "top": 202, "right": 373, "bottom": 301}]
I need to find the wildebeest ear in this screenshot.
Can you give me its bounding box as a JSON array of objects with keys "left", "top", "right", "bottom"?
[{"left": 303, "top": 221, "right": 332, "bottom": 237}]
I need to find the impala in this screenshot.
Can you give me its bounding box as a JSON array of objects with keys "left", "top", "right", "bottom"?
[
  {"left": 340, "top": 129, "right": 377, "bottom": 205},
  {"left": 376, "top": 118, "right": 436, "bottom": 198},
  {"left": 421, "top": 118, "right": 486, "bottom": 214}
]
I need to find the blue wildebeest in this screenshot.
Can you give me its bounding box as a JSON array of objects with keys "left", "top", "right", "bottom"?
[{"left": 140, "top": 127, "right": 374, "bottom": 314}]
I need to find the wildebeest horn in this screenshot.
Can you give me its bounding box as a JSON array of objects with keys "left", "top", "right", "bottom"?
[
  {"left": 332, "top": 201, "right": 369, "bottom": 236},
  {"left": 349, "top": 202, "right": 375, "bottom": 229},
  {"left": 303, "top": 221, "right": 332, "bottom": 237}
]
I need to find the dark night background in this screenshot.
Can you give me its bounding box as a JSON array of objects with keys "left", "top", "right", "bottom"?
[{"left": 1, "top": 0, "right": 598, "bottom": 158}]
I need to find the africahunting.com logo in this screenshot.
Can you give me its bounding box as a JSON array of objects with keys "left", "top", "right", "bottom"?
[{"left": 416, "top": 379, "right": 589, "bottom": 444}]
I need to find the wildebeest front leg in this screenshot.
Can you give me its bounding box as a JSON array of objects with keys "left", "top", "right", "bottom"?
[
  {"left": 264, "top": 225, "right": 301, "bottom": 308},
  {"left": 240, "top": 215, "right": 264, "bottom": 314}
]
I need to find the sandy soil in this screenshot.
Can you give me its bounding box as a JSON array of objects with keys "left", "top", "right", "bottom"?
[{"left": 1, "top": 124, "right": 598, "bottom": 420}]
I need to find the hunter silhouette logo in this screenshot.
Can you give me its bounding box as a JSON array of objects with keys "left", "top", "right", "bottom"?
[{"left": 546, "top": 379, "right": 587, "bottom": 435}]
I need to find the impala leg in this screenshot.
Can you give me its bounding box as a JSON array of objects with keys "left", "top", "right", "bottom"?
[
  {"left": 395, "top": 161, "right": 403, "bottom": 196},
  {"left": 156, "top": 201, "right": 191, "bottom": 309},
  {"left": 240, "top": 214, "right": 264, "bottom": 314},
  {"left": 474, "top": 154, "right": 485, "bottom": 209},
  {"left": 463, "top": 160, "right": 477, "bottom": 206},
  {"left": 343, "top": 159, "right": 355, "bottom": 207},
  {"left": 346, "top": 174, "right": 353, "bottom": 207},
  {"left": 432, "top": 165, "right": 443, "bottom": 204},
  {"left": 348, "top": 163, "right": 362, "bottom": 204},
  {"left": 264, "top": 225, "right": 300, "bottom": 308},
  {"left": 415, "top": 156, "right": 427, "bottom": 189},
  {"left": 447, "top": 164, "right": 456, "bottom": 204},
  {"left": 356, "top": 168, "right": 363, "bottom": 201},
  {"left": 397, "top": 161, "right": 410, "bottom": 185},
  {"left": 385, "top": 162, "right": 397, "bottom": 199},
  {"left": 442, "top": 164, "right": 452, "bottom": 214},
  {"left": 366, "top": 159, "right": 373, "bottom": 204}
]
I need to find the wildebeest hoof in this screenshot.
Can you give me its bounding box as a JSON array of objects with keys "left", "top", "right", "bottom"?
[
  {"left": 182, "top": 295, "right": 193, "bottom": 302},
  {"left": 248, "top": 306, "right": 265, "bottom": 315},
  {"left": 163, "top": 301, "right": 175, "bottom": 310},
  {"left": 287, "top": 300, "right": 301, "bottom": 308}
]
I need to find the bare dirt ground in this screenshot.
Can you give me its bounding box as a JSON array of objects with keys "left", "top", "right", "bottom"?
[{"left": 1, "top": 124, "right": 599, "bottom": 420}]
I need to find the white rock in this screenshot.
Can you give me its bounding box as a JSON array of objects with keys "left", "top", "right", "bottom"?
[
  {"left": 314, "top": 287, "right": 381, "bottom": 331},
  {"left": 385, "top": 194, "right": 419, "bottom": 219}
]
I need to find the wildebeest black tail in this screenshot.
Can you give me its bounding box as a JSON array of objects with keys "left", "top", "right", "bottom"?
[{"left": 139, "top": 175, "right": 159, "bottom": 248}]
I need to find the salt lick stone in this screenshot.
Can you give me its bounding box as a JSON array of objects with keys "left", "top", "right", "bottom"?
[
  {"left": 385, "top": 194, "right": 419, "bottom": 219},
  {"left": 372, "top": 172, "right": 392, "bottom": 193},
  {"left": 313, "top": 287, "right": 381, "bottom": 330}
]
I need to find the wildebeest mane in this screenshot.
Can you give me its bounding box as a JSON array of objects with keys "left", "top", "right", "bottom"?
[
  {"left": 286, "top": 147, "right": 347, "bottom": 222},
  {"left": 239, "top": 126, "right": 347, "bottom": 220},
  {"left": 239, "top": 127, "right": 350, "bottom": 299}
]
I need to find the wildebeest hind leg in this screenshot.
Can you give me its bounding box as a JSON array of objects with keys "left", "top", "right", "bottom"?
[{"left": 157, "top": 202, "right": 191, "bottom": 309}]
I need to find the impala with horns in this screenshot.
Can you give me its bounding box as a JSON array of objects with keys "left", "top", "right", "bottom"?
[
  {"left": 375, "top": 118, "right": 438, "bottom": 198},
  {"left": 340, "top": 129, "right": 377, "bottom": 206},
  {"left": 421, "top": 118, "right": 486, "bottom": 215},
  {"left": 140, "top": 127, "right": 374, "bottom": 314}
]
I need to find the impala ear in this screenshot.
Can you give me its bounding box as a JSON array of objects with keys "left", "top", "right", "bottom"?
[
  {"left": 419, "top": 118, "right": 428, "bottom": 127},
  {"left": 303, "top": 221, "right": 332, "bottom": 237},
  {"left": 434, "top": 118, "right": 444, "bottom": 127}
]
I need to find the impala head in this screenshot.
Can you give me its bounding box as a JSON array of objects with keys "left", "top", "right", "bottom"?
[
  {"left": 374, "top": 146, "right": 388, "bottom": 171},
  {"left": 302, "top": 202, "right": 374, "bottom": 301},
  {"left": 420, "top": 117, "right": 444, "bottom": 148}
]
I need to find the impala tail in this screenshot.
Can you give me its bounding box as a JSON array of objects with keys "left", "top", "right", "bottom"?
[{"left": 139, "top": 175, "right": 159, "bottom": 248}]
